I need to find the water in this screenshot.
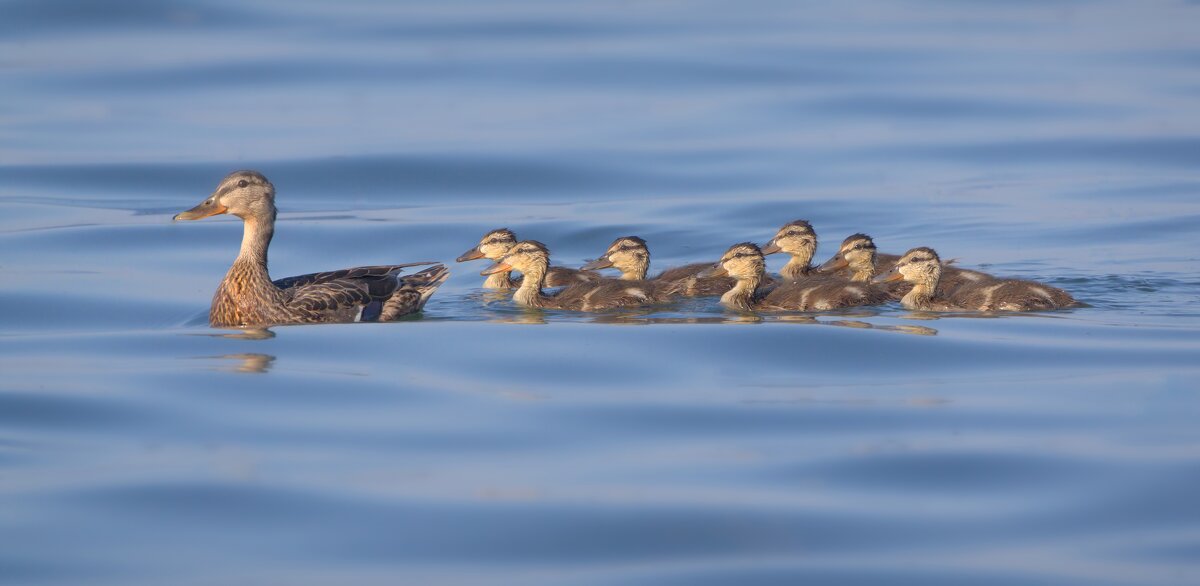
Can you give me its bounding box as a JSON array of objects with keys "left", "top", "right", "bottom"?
[{"left": 2, "top": 1, "right": 1200, "bottom": 584}]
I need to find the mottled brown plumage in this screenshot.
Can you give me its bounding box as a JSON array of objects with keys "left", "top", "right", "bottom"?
[
  {"left": 877, "top": 247, "right": 1078, "bottom": 312},
  {"left": 580, "top": 235, "right": 743, "bottom": 297},
  {"left": 484, "top": 240, "right": 677, "bottom": 311},
  {"left": 817, "top": 233, "right": 993, "bottom": 300},
  {"left": 456, "top": 228, "right": 598, "bottom": 288},
  {"left": 702, "top": 242, "right": 890, "bottom": 311},
  {"left": 174, "top": 170, "right": 448, "bottom": 327}
]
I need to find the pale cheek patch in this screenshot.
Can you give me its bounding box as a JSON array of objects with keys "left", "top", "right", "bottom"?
[{"left": 625, "top": 287, "right": 649, "bottom": 300}]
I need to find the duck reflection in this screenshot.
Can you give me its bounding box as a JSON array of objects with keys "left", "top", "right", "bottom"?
[{"left": 218, "top": 353, "right": 276, "bottom": 374}]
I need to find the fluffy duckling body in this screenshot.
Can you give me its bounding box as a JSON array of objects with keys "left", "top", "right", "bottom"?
[
  {"left": 484, "top": 240, "right": 675, "bottom": 311},
  {"left": 174, "top": 171, "right": 447, "bottom": 327},
  {"left": 818, "top": 233, "right": 993, "bottom": 299},
  {"left": 877, "top": 247, "right": 1077, "bottom": 312},
  {"left": 581, "top": 236, "right": 736, "bottom": 297},
  {"left": 702, "top": 243, "right": 889, "bottom": 312},
  {"left": 457, "top": 228, "right": 598, "bottom": 289}
]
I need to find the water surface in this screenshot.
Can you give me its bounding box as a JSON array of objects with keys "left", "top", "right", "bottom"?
[{"left": 2, "top": 1, "right": 1200, "bottom": 584}]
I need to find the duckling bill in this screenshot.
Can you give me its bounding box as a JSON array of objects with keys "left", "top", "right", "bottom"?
[{"left": 175, "top": 170, "right": 448, "bottom": 327}]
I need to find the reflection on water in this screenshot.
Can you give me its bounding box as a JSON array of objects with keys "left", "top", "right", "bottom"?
[{"left": 210, "top": 353, "right": 275, "bottom": 374}]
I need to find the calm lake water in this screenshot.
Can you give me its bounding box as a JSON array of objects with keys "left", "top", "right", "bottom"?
[{"left": 3, "top": 1, "right": 1200, "bottom": 584}]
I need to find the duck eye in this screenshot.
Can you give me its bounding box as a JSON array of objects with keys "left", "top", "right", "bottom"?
[{"left": 237, "top": 179, "right": 248, "bottom": 188}]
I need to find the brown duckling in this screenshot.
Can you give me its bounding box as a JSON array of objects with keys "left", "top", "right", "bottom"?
[
  {"left": 580, "top": 235, "right": 737, "bottom": 296},
  {"left": 876, "top": 247, "right": 1078, "bottom": 312},
  {"left": 700, "top": 242, "right": 890, "bottom": 312},
  {"left": 817, "top": 233, "right": 994, "bottom": 299},
  {"left": 482, "top": 240, "right": 675, "bottom": 310},
  {"left": 456, "top": 228, "right": 598, "bottom": 289},
  {"left": 174, "top": 170, "right": 448, "bottom": 327},
  {"left": 761, "top": 219, "right": 820, "bottom": 281}
]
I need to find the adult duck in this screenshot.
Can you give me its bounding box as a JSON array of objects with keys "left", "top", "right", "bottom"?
[{"left": 174, "top": 170, "right": 447, "bottom": 327}]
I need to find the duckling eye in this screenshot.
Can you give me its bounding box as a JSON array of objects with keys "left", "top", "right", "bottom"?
[{"left": 237, "top": 179, "right": 248, "bottom": 188}]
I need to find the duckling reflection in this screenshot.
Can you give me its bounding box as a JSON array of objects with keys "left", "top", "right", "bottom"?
[
  {"left": 877, "top": 247, "right": 1078, "bottom": 312},
  {"left": 456, "top": 228, "right": 598, "bottom": 289},
  {"left": 701, "top": 243, "right": 889, "bottom": 312},
  {"left": 581, "top": 235, "right": 739, "bottom": 296},
  {"left": 208, "top": 353, "right": 275, "bottom": 374},
  {"left": 483, "top": 240, "right": 676, "bottom": 310}
]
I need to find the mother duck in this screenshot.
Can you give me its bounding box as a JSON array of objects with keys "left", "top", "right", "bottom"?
[{"left": 174, "top": 170, "right": 448, "bottom": 327}]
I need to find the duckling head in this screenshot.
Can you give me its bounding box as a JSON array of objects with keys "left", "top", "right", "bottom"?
[
  {"left": 876, "top": 247, "right": 941, "bottom": 286},
  {"left": 174, "top": 170, "right": 275, "bottom": 223},
  {"left": 699, "top": 242, "right": 765, "bottom": 281},
  {"left": 582, "top": 236, "right": 649, "bottom": 279},
  {"left": 482, "top": 240, "right": 550, "bottom": 279},
  {"left": 819, "top": 233, "right": 878, "bottom": 279},
  {"left": 457, "top": 228, "right": 518, "bottom": 262},
  {"left": 761, "top": 220, "right": 816, "bottom": 258}
]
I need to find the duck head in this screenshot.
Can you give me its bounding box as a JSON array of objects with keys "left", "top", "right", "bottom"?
[
  {"left": 875, "top": 246, "right": 941, "bottom": 286},
  {"left": 761, "top": 219, "right": 816, "bottom": 257},
  {"left": 174, "top": 170, "right": 275, "bottom": 222},
  {"left": 457, "top": 228, "right": 518, "bottom": 262},
  {"left": 819, "top": 233, "right": 878, "bottom": 279},
  {"left": 698, "top": 242, "right": 765, "bottom": 280},
  {"left": 482, "top": 240, "right": 550, "bottom": 278},
  {"left": 582, "top": 236, "right": 649, "bottom": 280}
]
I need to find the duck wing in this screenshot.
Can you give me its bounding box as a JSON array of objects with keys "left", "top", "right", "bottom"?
[
  {"left": 654, "top": 262, "right": 737, "bottom": 297},
  {"left": 546, "top": 266, "right": 601, "bottom": 288},
  {"left": 547, "top": 279, "right": 669, "bottom": 311},
  {"left": 273, "top": 261, "right": 439, "bottom": 290},
  {"left": 277, "top": 262, "right": 446, "bottom": 323},
  {"left": 760, "top": 277, "right": 888, "bottom": 311}
]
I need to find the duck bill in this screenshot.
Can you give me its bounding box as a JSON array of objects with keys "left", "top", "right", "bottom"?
[
  {"left": 173, "top": 197, "right": 227, "bottom": 221},
  {"left": 580, "top": 257, "right": 614, "bottom": 270},
  {"left": 873, "top": 268, "right": 904, "bottom": 283},
  {"left": 480, "top": 261, "right": 513, "bottom": 275},
  {"left": 817, "top": 254, "right": 848, "bottom": 273},
  {"left": 697, "top": 264, "right": 728, "bottom": 278},
  {"left": 760, "top": 241, "right": 782, "bottom": 255},
  {"left": 456, "top": 247, "right": 486, "bottom": 262}
]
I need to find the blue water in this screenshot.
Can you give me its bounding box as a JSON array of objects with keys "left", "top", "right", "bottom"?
[{"left": 3, "top": 1, "right": 1200, "bottom": 584}]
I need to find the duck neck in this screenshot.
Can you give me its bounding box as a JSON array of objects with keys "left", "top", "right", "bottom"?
[
  {"left": 620, "top": 259, "right": 648, "bottom": 280},
  {"left": 901, "top": 270, "right": 940, "bottom": 310},
  {"left": 483, "top": 271, "right": 515, "bottom": 289},
  {"left": 512, "top": 263, "right": 548, "bottom": 308},
  {"left": 781, "top": 254, "right": 812, "bottom": 281},
  {"left": 850, "top": 254, "right": 876, "bottom": 282},
  {"left": 721, "top": 273, "right": 761, "bottom": 311},
  {"left": 233, "top": 212, "right": 275, "bottom": 281}
]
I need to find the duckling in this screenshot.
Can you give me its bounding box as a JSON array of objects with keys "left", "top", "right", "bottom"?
[
  {"left": 700, "top": 242, "right": 890, "bottom": 312},
  {"left": 580, "top": 235, "right": 737, "bottom": 296},
  {"left": 876, "top": 247, "right": 1077, "bottom": 312},
  {"left": 482, "top": 240, "right": 674, "bottom": 310},
  {"left": 456, "top": 228, "right": 598, "bottom": 288},
  {"left": 817, "top": 233, "right": 994, "bottom": 299},
  {"left": 761, "top": 220, "right": 819, "bottom": 281},
  {"left": 174, "top": 170, "right": 448, "bottom": 327}
]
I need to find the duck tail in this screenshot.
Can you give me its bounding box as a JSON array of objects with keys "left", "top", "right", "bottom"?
[{"left": 380, "top": 264, "right": 450, "bottom": 320}]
